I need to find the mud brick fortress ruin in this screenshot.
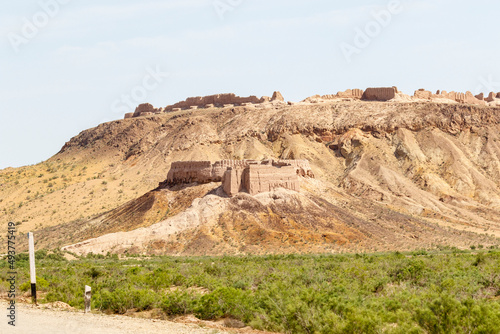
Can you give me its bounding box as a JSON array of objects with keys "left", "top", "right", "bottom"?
[
  {"left": 303, "top": 86, "right": 500, "bottom": 105},
  {"left": 124, "top": 87, "right": 500, "bottom": 119},
  {"left": 124, "top": 92, "right": 285, "bottom": 118},
  {"left": 162, "top": 159, "right": 314, "bottom": 197}
]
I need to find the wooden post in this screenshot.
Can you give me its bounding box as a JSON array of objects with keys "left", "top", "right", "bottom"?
[
  {"left": 84, "top": 285, "right": 91, "bottom": 313},
  {"left": 28, "top": 232, "right": 37, "bottom": 305}
]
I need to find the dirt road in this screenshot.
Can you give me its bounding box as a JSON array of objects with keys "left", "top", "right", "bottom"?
[{"left": 1, "top": 301, "right": 230, "bottom": 334}]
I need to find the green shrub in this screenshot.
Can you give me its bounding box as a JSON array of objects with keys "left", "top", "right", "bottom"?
[
  {"left": 99, "top": 288, "right": 159, "bottom": 313},
  {"left": 161, "top": 292, "right": 199, "bottom": 316},
  {"left": 194, "top": 287, "right": 249, "bottom": 320},
  {"left": 415, "top": 295, "right": 500, "bottom": 334},
  {"left": 391, "top": 259, "right": 425, "bottom": 283},
  {"left": 15, "top": 253, "right": 29, "bottom": 262},
  {"left": 85, "top": 267, "right": 102, "bottom": 279},
  {"left": 7, "top": 251, "right": 500, "bottom": 333},
  {"left": 19, "top": 277, "right": 49, "bottom": 292}
]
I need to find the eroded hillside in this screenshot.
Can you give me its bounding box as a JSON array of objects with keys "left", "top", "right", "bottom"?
[{"left": 2, "top": 101, "right": 500, "bottom": 253}]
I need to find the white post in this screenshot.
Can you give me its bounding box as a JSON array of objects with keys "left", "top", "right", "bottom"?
[
  {"left": 28, "top": 232, "right": 37, "bottom": 305},
  {"left": 84, "top": 286, "right": 91, "bottom": 313}
]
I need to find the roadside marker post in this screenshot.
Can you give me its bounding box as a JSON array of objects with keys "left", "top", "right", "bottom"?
[
  {"left": 84, "top": 285, "right": 91, "bottom": 313},
  {"left": 28, "top": 232, "right": 37, "bottom": 305}
]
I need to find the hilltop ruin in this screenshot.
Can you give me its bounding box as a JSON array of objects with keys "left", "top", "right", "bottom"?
[
  {"left": 303, "top": 86, "right": 499, "bottom": 105},
  {"left": 124, "top": 86, "right": 500, "bottom": 119},
  {"left": 164, "top": 92, "right": 285, "bottom": 111},
  {"left": 162, "top": 159, "right": 314, "bottom": 197},
  {"left": 125, "top": 92, "right": 285, "bottom": 118}
]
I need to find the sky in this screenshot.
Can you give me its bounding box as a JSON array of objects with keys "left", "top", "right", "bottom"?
[{"left": 1, "top": 0, "right": 499, "bottom": 169}]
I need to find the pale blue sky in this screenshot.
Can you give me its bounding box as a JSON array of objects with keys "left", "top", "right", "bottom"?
[{"left": 1, "top": 0, "right": 499, "bottom": 168}]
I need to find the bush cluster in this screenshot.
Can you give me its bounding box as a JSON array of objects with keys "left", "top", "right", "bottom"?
[{"left": 1, "top": 250, "right": 499, "bottom": 333}]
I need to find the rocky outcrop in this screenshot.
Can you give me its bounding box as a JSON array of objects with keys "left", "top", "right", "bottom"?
[
  {"left": 277, "top": 159, "right": 315, "bottom": 177},
  {"left": 338, "top": 129, "right": 368, "bottom": 159}
]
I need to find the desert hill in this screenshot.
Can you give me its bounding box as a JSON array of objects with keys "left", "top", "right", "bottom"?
[{"left": 2, "top": 97, "right": 500, "bottom": 254}]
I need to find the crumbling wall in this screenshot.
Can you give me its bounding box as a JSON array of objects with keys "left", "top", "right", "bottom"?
[
  {"left": 302, "top": 86, "right": 493, "bottom": 105},
  {"left": 336, "top": 89, "right": 364, "bottom": 99},
  {"left": 212, "top": 160, "right": 253, "bottom": 180},
  {"left": 222, "top": 168, "right": 245, "bottom": 197},
  {"left": 128, "top": 92, "right": 285, "bottom": 118},
  {"left": 414, "top": 89, "right": 433, "bottom": 100},
  {"left": 165, "top": 159, "right": 313, "bottom": 196},
  {"left": 485, "top": 92, "right": 500, "bottom": 103},
  {"left": 166, "top": 160, "right": 261, "bottom": 185},
  {"left": 464, "top": 91, "right": 486, "bottom": 105},
  {"left": 165, "top": 94, "right": 264, "bottom": 111},
  {"left": 303, "top": 89, "right": 364, "bottom": 102},
  {"left": 128, "top": 87, "right": 499, "bottom": 119},
  {"left": 437, "top": 91, "right": 486, "bottom": 105},
  {"left": 132, "top": 103, "right": 163, "bottom": 117},
  {"left": 164, "top": 92, "right": 285, "bottom": 111},
  {"left": 166, "top": 161, "right": 213, "bottom": 185},
  {"left": 244, "top": 165, "right": 299, "bottom": 195},
  {"left": 276, "top": 160, "right": 315, "bottom": 177},
  {"left": 362, "top": 87, "right": 397, "bottom": 101}
]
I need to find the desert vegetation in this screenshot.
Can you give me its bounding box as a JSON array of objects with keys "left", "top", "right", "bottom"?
[{"left": 2, "top": 248, "right": 500, "bottom": 333}]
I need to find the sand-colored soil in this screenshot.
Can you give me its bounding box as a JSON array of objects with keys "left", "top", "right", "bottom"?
[{"left": 0, "top": 301, "right": 234, "bottom": 334}]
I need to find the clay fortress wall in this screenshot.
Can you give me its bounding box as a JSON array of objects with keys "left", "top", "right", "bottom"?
[
  {"left": 164, "top": 159, "right": 314, "bottom": 197},
  {"left": 125, "top": 87, "right": 500, "bottom": 119},
  {"left": 125, "top": 92, "right": 285, "bottom": 119},
  {"left": 305, "top": 86, "right": 498, "bottom": 105}
]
